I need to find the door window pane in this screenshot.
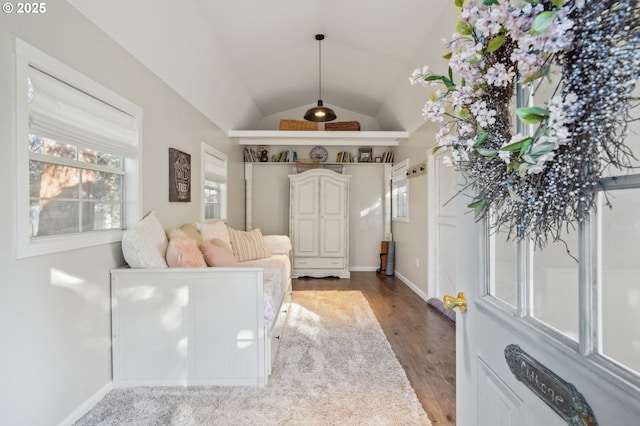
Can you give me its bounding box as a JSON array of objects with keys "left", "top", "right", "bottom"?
[
  {"left": 532, "top": 229, "right": 579, "bottom": 341},
  {"left": 600, "top": 188, "right": 640, "bottom": 374},
  {"left": 490, "top": 231, "right": 518, "bottom": 308}
]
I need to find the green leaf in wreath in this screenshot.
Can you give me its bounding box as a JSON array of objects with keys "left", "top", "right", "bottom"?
[
  {"left": 518, "top": 163, "right": 530, "bottom": 178},
  {"left": 474, "top": 132, "right": 489, "bottom": 147},
  {"left": 487, "top": 35, "right": 507, "bottom": 53},
  {"left": 457, "top": 21, "right": 473, "bottom": 35},
  {"left": 520, "top": 65, "right": 550, "bottom": 85},
  {"left": 507, "top": 161, "right": 519, "bottom": 172},
  {"left": 476, "top": 148, "right": 497, "bottom": 157},
  {"left": 519, "top": 138, "right": 533, "bottom": 157},
  {"left": 458, "top": 108, "right": 471, "bottom": 120},
  {"left": 516, "top": 106, "right": 549, "bottom": 124},
  {"left": 483, "top": 0, "right": 498, "bottom": 5},
  {"left": 468, "top": 199, "right": 487, "bottom": 217},
  {"left": 507, "top": 185, "right": 524, "bottom": 203},
  {"left": 528, "top": 141, "right": 557, "bottom": 157},
  {"left": 500, "top": 137, "right": 532, "bottom": 152},
  {"left": 551, "top": 0, "right": 564, "bottom": 8},
  {"left": 455, "top": 0, "right": 465, "bottom": 8},
  {"left": 530, "top": 11, "right": 556, "bottom": 36},
  {"left": 443, "top": 52, "right": 453, "bottom": 60},
  {"left": 432, "top": 145, "right": 443, "bottom": 155}
]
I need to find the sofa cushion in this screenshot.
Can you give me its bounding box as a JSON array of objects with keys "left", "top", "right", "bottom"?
[
  {"left": 196, "top": 220, "right": 231, "bottom": 248},
  {"left": 166, "top": 230, "right": 207, "bottom": 268},
  {"left": 179, "top": 223, "right": 205, "bottom": 246},
  {"left": 201, "top": 238, "right": 238, "bottom": 266},
  {"left": 262, "top": 235, "right": 292, "bottom": 255},
  {"left": 121, "top": 211, "right": 169, "bottom": 268},
  {"left": 228, "top": 228, "right": 272, "bottom": 262}
]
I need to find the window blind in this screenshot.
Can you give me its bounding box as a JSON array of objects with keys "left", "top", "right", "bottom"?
[
  {"left": 204, "top": 151, "right": 227, "bottom": 183},
  {"left": 28, "top": 66, "right": 138, "bottom": 158}
]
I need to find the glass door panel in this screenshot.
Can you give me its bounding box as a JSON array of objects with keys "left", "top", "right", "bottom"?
[
  {"left": 531, "top": 229, "right": 579, "bottom": 341},
  {"left": 489, "top": 231, "right": 518, "bottom": 308},
  {"left": 600, "top": 187, "right": 640, "bottom": 374}
]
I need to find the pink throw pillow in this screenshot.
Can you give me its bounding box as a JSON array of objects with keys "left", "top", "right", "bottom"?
[
  {"left": 166, "top": 230, "right": 207, "bottom": 268},
  {"left": 201, "top": 238, "right": 238, "bottom": 267}
]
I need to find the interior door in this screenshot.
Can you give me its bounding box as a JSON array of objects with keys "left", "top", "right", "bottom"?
[
  {"left": 452, "top": 174, "right": 640, "bottom": 425},
  {"left": 428, "top": 150, "right": 457, "bottom": 299}
]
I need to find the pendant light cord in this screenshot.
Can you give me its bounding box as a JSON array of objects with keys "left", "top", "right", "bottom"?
[{"left": 318, "top": 36, "right": 322, "bottom": 100}]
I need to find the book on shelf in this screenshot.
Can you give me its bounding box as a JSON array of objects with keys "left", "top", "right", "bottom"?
[
  {"left": 243, "top": 147, "right": 258, "bottom": 162},
  {"left": 381, "top": 151, "right": 394, "bottom": 163},
  {"left": 274, "top": 149, "right": 297, "bottom": 162},
  {"left": 336, "top": 151, "right": 354, "bottom": 163}
]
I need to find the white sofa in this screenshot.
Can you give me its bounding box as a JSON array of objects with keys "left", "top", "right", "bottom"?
[{"left": 110, "top": 212, "right": 292, "bottom": 387}]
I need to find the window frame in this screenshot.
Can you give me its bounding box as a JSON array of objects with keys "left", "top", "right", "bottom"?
[
  {"left": 14, "top": 39, "right": 142, "bottom": 258},
  {"left": 392, "top": 159, "right": 409, "bottom": 223},
  {"left": 201, "top": 143, "right": 228, "bottom": 222}
]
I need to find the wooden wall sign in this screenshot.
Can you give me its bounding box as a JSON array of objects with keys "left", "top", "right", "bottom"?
[
  {"left": 169, "top": 148, "right": 191, "bottom": 202},
  {"left": 504, "top": 344, "right": 597, "bottom": 426}
]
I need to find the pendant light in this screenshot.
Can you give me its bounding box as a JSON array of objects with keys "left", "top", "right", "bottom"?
[{"left": 304, "top": 34, "right": 337, "bottom": 122}]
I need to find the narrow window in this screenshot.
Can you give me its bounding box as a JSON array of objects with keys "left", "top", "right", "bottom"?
[{"left": 202, "top": 144, "right": 227, "bottom": 221}]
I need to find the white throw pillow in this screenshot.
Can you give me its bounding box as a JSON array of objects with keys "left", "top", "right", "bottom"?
[
  {"left": 196, "top": 220, "right": 231, "bottom": 248},
  {"left": 121, "top": 211, "right": 169, "bottom": 268}
]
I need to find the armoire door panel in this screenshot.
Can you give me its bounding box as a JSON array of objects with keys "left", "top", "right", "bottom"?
[
  {"left": 321, "top": 178, "right": 344, "bottom": 216},
  {"left": 294, "top": 217, "right": 318, "bottom": 256},
  {"left": 321, "top": 218, "right": 344, "bottom": 256},
  {"left": 295, "top": 179, "right": 318, "bottom": 215}
]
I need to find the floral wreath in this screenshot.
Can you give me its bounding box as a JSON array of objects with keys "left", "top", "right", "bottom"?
[{"left": 411, "top": 0, "right": 640, "bottom": 249}]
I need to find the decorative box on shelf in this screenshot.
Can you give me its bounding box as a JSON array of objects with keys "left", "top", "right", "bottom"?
[
  {"left": 325, "top": 121, "right": 361, "bottom": 131},
  {"left": 295, "top": 159, "right": 320, "bottom": 173},
  {"left": 279, "top": 119, "right": 318, "bottom": 131}
]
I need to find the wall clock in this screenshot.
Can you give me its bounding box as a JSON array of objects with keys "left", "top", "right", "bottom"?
[{"left": 310, "top": 146, "right": 328, "bottom": 162}]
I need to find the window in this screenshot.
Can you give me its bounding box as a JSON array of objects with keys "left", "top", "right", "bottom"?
[
  {"left": 15, "top": 39, "right": 142, "bottom": 258},
  {"left": 392, "top": 159, "right": 409, "bottom": 222},
  {"left": 202, "top": 144, "right": 227, "bottom": 221}
]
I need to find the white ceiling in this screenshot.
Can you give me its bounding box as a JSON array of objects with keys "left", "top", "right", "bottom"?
[{"left": 67, "top": 0, "right": 455, "bottom": 133}]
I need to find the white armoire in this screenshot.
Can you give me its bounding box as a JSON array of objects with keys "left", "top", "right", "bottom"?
[{"left": 289, "top": 169, "right": 350, "bottom": 278}]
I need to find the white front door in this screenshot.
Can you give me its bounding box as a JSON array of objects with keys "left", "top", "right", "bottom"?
[{"left": 453, "top": 173, "right": 640, "bottom": 425}]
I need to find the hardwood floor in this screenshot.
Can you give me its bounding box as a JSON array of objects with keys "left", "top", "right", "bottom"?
[{"left": 293, "top": 271, "right": 456, "bottom": 425}]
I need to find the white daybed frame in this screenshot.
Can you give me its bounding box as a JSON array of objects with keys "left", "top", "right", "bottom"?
[{"left": 110, "top": 266, "right": 292, "bottom": 387}]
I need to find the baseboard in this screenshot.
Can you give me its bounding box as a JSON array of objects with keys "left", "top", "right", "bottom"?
[
  {"left": 58, "top": 381, "right": 112, "bottom": 426},
  {"left": 349, "top": 266, "right": 378, "bottom": 272},
  {"left": 393, "top": 270, "right": 429, "bottom": 302}
]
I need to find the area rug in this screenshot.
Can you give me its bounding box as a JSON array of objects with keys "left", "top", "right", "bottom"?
[{"left": 75, "top": 290, "right": 431, "bottom": 425}]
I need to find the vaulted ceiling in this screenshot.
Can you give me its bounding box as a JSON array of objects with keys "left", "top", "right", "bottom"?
[{"left": 67, "top": 0, "right": 455, "bottom": 133}]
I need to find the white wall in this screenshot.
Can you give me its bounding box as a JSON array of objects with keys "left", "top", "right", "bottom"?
[
  {"left": 392, "top": 122, "right": 439, "bottom": 299},
  {"left": 0, "top": 5, "right": 243, "bottom": 425}
]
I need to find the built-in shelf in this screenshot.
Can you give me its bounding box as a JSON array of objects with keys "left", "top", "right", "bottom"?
[
  {"left": 246, "top": 161, "right": 390, "bottom": 165},
  {"left": 228, "top": 130, "right": 408, "bottom": 146}
]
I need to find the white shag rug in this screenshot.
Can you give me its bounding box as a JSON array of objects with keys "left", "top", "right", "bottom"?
[{"left": 75, "top": 290, "right": 432, "bottom": 425}]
